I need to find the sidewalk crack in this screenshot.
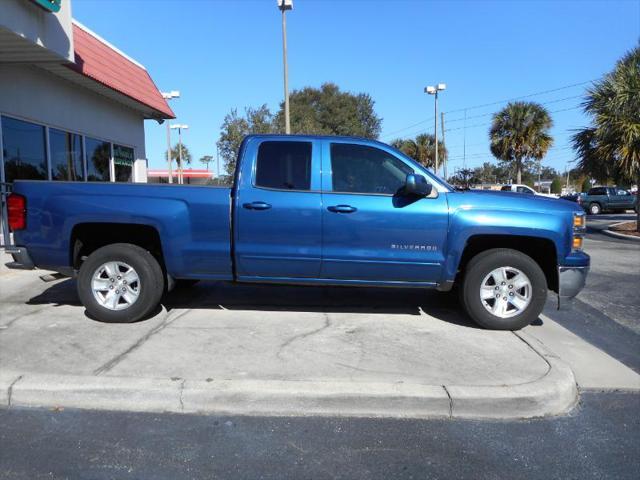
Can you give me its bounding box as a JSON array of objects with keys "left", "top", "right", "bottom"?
[
  {"left": 442, "top": 385, "right": 453, "bottom": 418},
  {"left": 7, "top": 375, "right": 23, "bottom": 408},
  {"left": 276, "top": 312, "right": 331, "bottom": 360},
  {"left": 92, "top": 309, "right": 191, "bottom": 376}
]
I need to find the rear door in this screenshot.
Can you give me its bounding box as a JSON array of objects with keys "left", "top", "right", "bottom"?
[
  {"left": 234, "top": 138, "right": 322, "bottom": 279},
  {"left": 320, "top": 140, "right": 448, "bottom": 284}
]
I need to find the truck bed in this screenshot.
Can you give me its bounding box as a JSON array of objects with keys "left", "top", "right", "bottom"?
[{"left": 11, "top": 181, "right": 234, "bottom": 280}]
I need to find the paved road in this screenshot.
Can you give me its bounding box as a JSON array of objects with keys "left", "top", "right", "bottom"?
[{"left": 1, "top": 392, "right": 638, "bottom": 480}]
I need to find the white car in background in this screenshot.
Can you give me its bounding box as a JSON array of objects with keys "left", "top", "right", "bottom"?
[{"left": 500, "top": 184, "right": 559, "bottom": 199}]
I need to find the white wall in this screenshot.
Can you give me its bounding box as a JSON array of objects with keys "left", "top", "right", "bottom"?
[
  {"left": 0, "top": 0, "right": 74, "bottom": 62},
  {"left": 0, "top": 64, "right": 147, "bottom": 181}
]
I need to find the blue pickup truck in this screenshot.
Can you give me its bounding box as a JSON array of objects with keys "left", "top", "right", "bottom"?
[{"left": 5, "top": 135, "right": 589, "bottom": 330}]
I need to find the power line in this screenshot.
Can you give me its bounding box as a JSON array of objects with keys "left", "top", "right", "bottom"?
[
  {"left": 445, "top": 80, "right": 594, "bottom": 114},
  {"left": 382, "top": 79, "right": 594, "bottom": 140},
  {"left": 443, "top": 105, "right": 581, "bottom": 133},
  {"left": 444, "top": 95, "right": 584, "bottom": 125}
]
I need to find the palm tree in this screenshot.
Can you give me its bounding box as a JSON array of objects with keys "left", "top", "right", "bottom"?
[
  {"left": 390, "top": 133, "right": 447, "bottom": 170},
  {"left": 489, "top": 101, "right": 554, "bottom": 184},
  {"left": 199, "top": 155, "right": 213, "bottom": 171},
  {"left": 572, "top": 45, "right": 640, "bottom": 230}
]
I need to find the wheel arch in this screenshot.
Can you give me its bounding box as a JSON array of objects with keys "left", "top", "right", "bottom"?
[
  {"left": 70, "top": 223, "right": 165, "bottom": 273},
  {"left": 457, "top": 234, "right": 558, "bottom": 293}
]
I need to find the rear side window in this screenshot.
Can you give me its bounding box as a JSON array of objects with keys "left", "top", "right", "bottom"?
[
  {"left": 255, "top": 141, "right": 312, "bottom": 190},
  {"left": 589, "top": 187, "right": 606, "bottom": 195},
  {"left": 501, "top": 186, "right": 512, "bottom": 191}
]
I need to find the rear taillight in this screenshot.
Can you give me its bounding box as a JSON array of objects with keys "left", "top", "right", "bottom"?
[{"left": 7, "top": 193, "right": 26, "bottom": 231}]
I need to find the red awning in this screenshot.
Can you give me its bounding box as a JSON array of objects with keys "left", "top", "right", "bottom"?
[{"left": 66, "top": 22, "right": 174, "bottom": 119}]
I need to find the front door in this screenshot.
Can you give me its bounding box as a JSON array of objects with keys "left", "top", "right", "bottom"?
[
  {"left": 320, "top": 141, "right": 448, "bottom": 284},
  {"left": 235, "top": 138, "right": 322, "bottom": 279}
]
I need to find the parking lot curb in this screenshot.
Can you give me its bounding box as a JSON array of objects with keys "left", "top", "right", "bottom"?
[
  {"left": 1, "top": 334, "right": 578, "bottom": 419},
  {"left": 445, "top": 331, "right": 578, "bottom": 418},
  {"left": 602, "top": 229, "right": 640, "bottom": 242}
]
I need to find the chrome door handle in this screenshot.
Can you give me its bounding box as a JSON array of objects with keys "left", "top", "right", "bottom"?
[
  {"left": 327, "top": 205, "right": 357, "bottom": 213},
  {"left": 243, "top": 201, "right": 272, "bottom": 210}
]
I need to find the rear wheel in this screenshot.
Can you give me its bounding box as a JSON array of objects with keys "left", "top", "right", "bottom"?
[
  {"left": 461, "top": 248, "right": 547, "bottom": 330},
  {"left": 77, "top": 243, "right": 164, "bottom": 323},
  {"left": 588, "top": 202, "right": 601, "bottom": 215}
]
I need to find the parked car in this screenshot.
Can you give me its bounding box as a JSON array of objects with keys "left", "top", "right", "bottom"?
[
  {"left": 5, "top": 135, "right": 590, "bottom": 330},
  {"left": 578, "top": 186, "right": 639, "bottom": 215},
  {"left": 560, "top": 192, "right": 584, "bottom": 203},
  {"left": 500, "top": 184, "right": 558, "bottom": 198}
]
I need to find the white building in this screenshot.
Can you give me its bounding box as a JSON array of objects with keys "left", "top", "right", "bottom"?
[{"left": 0, "top": 0, "right": 174, "bottom": 187}]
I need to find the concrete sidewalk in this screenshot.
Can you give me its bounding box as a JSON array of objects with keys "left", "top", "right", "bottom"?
[{"left": 1, "top": 268, "right": 637, "bottom": 419}]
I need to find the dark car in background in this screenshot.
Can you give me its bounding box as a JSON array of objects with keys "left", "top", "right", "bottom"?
[{"left": 578, "top": 187, "right": 639, "bottom": 215}]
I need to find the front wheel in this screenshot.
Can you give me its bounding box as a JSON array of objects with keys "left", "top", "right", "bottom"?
[
  {"left": 460, "top": 248, "right": 547, "bottom": 330},
  {"left": 77, "top": 243, "right": 165, "bottom": 323}
]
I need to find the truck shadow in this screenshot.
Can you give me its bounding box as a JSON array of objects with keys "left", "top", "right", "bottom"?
[{"left": 26, "top": 278, "right": 478, "bottom": 328}]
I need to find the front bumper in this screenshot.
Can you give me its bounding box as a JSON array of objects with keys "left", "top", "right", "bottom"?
[
  {"left": 4, "top": 246, "right": 35, "bottom": 270},
  {"left": 557, "top": 265, "right": 589, "bottom": 307}
]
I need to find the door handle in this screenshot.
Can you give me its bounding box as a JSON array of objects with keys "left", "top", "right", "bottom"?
[
  {"left": 243, "top": 201, "right": 272, "bottom": 210},
  {"left": 327, "top": 205, "right": 357, "bottom": 214}
]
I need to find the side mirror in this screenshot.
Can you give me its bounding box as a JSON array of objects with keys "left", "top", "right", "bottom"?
[{"left": 404, "top": 174, "right": 433, "bottom": 197}]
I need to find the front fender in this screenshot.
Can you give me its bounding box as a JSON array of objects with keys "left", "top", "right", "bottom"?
[{"left": 442, "top": 207, "right": 569, "bottom": 284}]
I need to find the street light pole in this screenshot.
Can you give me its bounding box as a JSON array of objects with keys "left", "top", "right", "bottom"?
[
  {"left": 278, "top": 0, "right": 293, "bottom": 134},
  {"left": 425, "top": 83, "right": 446, "bottom": 175},
  {"left": 161, "top": 91, "right": 180, "bottom": 184},
  {"left": 170, "top": 124, "right": 188, "bottom": 184}
]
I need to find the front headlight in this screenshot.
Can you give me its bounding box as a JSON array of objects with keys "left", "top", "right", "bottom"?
[{"left": 572, "top": 213, "right": 586, "bottom": 250}]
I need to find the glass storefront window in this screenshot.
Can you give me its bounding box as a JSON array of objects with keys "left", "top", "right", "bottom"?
[
  {"left": 50, "top": 128, "right": 84, "bottom": 181},
  {"left": 86, "top": 137, "right": 111, "bottom": 182},
  {"left": 1, "top": 116, "right": 47, "bottom": 182},
  {"left": 113, "top": 144, "right": 134, "bottom": 182}
]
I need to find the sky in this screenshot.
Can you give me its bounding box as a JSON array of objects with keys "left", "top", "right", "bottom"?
[{"left": 71, "top": 0, "right": 640, "bottom": 176}]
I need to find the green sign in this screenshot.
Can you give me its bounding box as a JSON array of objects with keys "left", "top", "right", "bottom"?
[
  {"left": 28, "top": 0, "right": 61, "bottom": 13},
  {"left": 113, "top": 145, "right": 134, "bottom": 167}
]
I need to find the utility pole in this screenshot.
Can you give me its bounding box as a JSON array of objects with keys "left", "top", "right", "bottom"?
[
  {"left": 161, "top": 91, "right": 180, "bottom": 183},
  {"left": 441, "top": 111, "right": 447, "bottom": 180},
  {"left": 216, "top": 144, "right": 220, "bottom": 178},
  {"left": 278, "top": 0, "right": 293, "bottom": 134},
  {"left": 166, "top": 123, "right": 172, "bottom": 183},
  {"left": 537, "top": 160, "right": 542, "bottom": 192},
  {"left": 425, "top": 83, "right": 446, "bottom": 175},
  {"left": 170, "top": 124, "right": 188, "bottom": 184}
]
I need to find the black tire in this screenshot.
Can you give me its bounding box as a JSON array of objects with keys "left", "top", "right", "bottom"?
[
  {"left": 77, "top": 243, "right": 164, "bottom": 323},
  {"left": 460, "top": 248, "right": 547, "bottom": 330},
  {"left": 588, "top": 202, "right": 601, "bottom": 215}
]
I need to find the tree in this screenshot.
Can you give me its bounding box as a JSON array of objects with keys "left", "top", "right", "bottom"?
[
  {"left": 550, "top": 177, "right": 563, "bottom": 194},
  {"left": 449, "top": 168, "right": 477, "bottom": 189},
  {"left": 581, "top": 177, "right": 592, "bottom": 193},
  {"left": 165, "top": 143, "right": 192, "bottom": 167},
  {"left": 489, "top": 101, "right": 554, "bottom": 184},
  {"left": 572, "top": 45, "right": 639, "bottom": 230},
  {"left": 199, "top": 155, "right": 213, "bottom": 170},
  {"left": 217, "top": 105, "right": 274, "bottom": 175},
  {"left": 273, "top": 83, "right": 382, "bottom": 139},
  {"left": 390, "top": 133, "right": 447, "bottom": 169}
]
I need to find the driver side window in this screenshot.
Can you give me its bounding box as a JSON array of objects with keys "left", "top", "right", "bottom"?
[{"left": 330, "top": 143, "right": 414, "bottom": 195}]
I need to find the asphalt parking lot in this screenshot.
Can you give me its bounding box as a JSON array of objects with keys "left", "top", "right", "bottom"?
[{"left": 1, "top": 213, "right": 639, "bottom": 478}]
